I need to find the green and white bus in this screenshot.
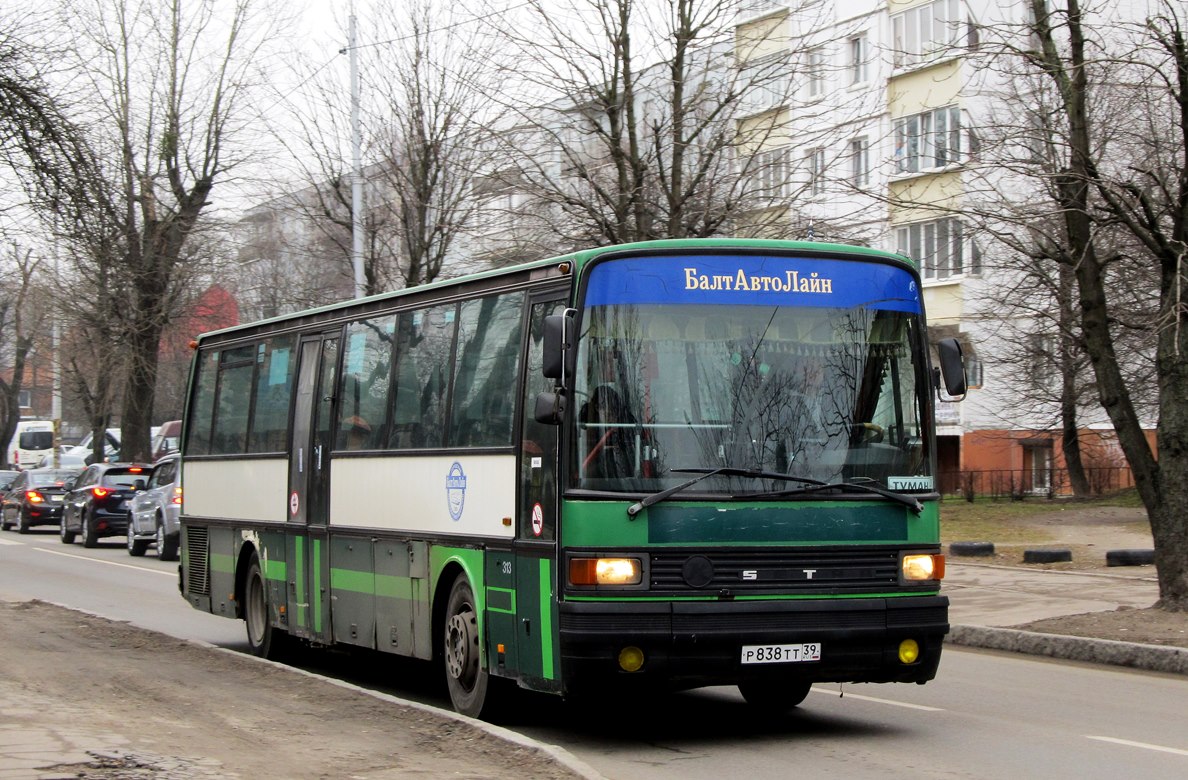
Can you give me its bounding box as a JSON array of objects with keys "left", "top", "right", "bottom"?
[{"left": 179, "top": 238, "right": 966, "bottom": 718}]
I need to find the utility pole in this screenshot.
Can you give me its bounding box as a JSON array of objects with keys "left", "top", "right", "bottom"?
[
  {"left": 51, "top": 218, "right": 61, "bottom": 468},
  {"left": 349, "top": 7, "right": 366, "bottom": 299}
]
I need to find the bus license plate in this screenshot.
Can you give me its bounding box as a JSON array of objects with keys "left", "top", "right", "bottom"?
[{"left": 741, "top": 643, "right": 821, "bottom": 664}]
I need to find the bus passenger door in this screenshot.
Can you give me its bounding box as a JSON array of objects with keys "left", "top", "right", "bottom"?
[
  {"left": 513, "top": 296, "right": 565, "bottom": 690},
  {"left": 287, "top": 333, "right": 339, "bottom": 643}
]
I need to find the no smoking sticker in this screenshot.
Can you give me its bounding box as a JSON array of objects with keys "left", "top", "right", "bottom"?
[
  {"left": 289, "top": 491, "right": 300, "bottom": 516},
  {"left": 531, "top": 503, "right": 544, "bottom": 536}
]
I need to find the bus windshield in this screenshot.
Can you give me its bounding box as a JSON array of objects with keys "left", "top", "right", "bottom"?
[{"left": 570, "top": 254, "right": 933, "bottom": 496}]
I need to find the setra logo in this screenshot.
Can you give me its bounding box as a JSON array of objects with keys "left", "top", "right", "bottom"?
[{"left": 446, "top": 462, "right": 468, "bottom": 521}]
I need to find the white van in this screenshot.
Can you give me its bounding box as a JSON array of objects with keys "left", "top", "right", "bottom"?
[{"left": 8, "top": 420, "right": 55, "bottom": 470}]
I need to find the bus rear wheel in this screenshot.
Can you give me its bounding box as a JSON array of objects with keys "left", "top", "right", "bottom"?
[
  {"left": 738, "top": 679, "right": 812, "bottom": 715},
  {"left": 245, "top": 554, "right": 287, "bottom": 660},
  {"left": 443, "top": 574, "right": 494, "bottom": 718}
]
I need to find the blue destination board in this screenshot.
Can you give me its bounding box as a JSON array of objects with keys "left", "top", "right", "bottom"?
[{"left": 584, "top": 254, "right": 921, "bottom": 313}]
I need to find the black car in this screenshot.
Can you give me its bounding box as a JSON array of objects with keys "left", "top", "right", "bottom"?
[
  {"left": 60, "top": 462, "right": 151, "bottom": 547},
  {"left": 0, "top": 468, "right": 84, "bottom": 534},
  {"left": 0, "top": 469, "right": 19, "bottom": 502}
]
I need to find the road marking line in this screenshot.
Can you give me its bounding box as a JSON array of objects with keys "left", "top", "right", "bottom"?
[
  {"left": 809, "top": 687, "right": 945, "bottom": 711},
  {"left": 1086, "top": 736, "right": 1188, "bottom": 757},
  {"left": 0, "top": 537, "right": 23, "bottom": 546},
  {"left": 32, "top": 546, "right": 175, "bottom": 577}
]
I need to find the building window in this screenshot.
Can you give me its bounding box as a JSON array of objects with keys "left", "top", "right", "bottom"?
[
  {"left": 736, "top": 0, "right": 784, "bottom": 19},
  {"left": 1023, "top": 442, "right": 1054, "bottom": 494},
  {"left": 18, "top": 390, "right": 31, "bottom": 409},
  {"left": 747, "top": 147, "right": 793, "bottom": 201},
  {"left": 806, "top": 148, "right": 826, "bottom": 196},
  {"left": 806, "top": 46, "right": 827, "bottom": 98},
  {"left": 1027, "top": 333, "right": 1056, "bottom": 390},
  {"left": 848, "top": 35, "right": 868, "bottom": 85},
  {"left": 964, "top": 355, "right": 983, "bottom": 388},
  {"left": 739, "top": 54, "right": 791, "bottom": 115},
  {"left": 893, "top": 105, "right": 962, "bottom": 174},
  {"left": 891, "top": 0, "right": 962, "bottom": 69},
  {"left": 895, "top": 217, "right": 964, "bottom": 280},
  {"left": 849, "top": 137, "right": 870, "bottom": 187}
]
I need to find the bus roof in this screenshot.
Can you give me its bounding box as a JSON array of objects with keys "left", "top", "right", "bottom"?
[{"left": 194, "top": 238, "right": 914, "bottom": 344}]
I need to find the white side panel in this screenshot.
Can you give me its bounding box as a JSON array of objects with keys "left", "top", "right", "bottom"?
[
  {"left": 329, "top": 454, "right": 515, "bottom": 539},
  {"left": 184, "top": 459, "right": 289, "bottom": 523}
]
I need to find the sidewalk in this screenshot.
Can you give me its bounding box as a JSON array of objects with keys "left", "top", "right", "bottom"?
[{"left": 944, "top": 560, "right": 1188, "bottom": 675}]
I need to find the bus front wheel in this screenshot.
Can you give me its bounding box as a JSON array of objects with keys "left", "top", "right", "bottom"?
[
  {"left": 443, "top": 574, "right": 492, "bottom": 718},
  {"left": 738, "top": 679, "right": 812, "bottom": 715}
]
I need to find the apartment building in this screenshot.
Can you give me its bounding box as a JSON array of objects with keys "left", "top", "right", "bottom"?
[{"left": 735, "top": 0, "right": 1152, "bottom": 493}]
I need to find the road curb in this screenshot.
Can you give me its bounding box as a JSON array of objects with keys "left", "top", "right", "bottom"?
[{"left": 947, "top": 624, "right": 1188, "bottom": 676}]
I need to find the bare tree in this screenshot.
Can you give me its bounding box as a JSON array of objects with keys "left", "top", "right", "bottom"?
[
  {"left": 970, "top": 0, "right": 1188, "bottom": 608},
  {"left": 478, "top": 0, "right": 859, "bottom": 252},
  {"left": 52, "top": 0, "right": 287, "bottom": 462},
  {"left": 366, "top": 0, "right": 496, "bottom": 286},
  {"left": 0, "top": 244, "right": 52, "bottom": 467}
]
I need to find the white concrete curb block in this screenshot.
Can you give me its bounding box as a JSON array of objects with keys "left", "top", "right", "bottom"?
[{"left": 947, "top": 624, "right": 1188, "bottom": 675}]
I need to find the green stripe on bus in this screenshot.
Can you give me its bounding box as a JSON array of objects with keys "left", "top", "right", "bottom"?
[
  {"left": 331, "top": 568, "right": 375, "bottom": 594},
  {"left": 539, "top": 560, "right": 554, "bottom": 679},
  {"left": 296, "top": 536, "right": 306, "bottom": 629},
  {"left": 264, "top": 559, "right": 286, "bottom": 581},
  {"left": 210, "top": 552, "right": 234, "bottom": 574},
  {"left": 313, "top": 537, "right": 322, "bottom": 635},
  {"left": 486, "top": 586, "right": 516, "bottom": 615}
]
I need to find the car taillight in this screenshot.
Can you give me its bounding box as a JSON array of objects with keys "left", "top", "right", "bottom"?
[
  {"left": 92, "top": 487, "right": 111, "bottom": 499},
  {"left": 27, "top": 490, "right": 45, "bottom": 504},
  {"left": 171, "top": 486, "right": 182, "bottom": 505}
]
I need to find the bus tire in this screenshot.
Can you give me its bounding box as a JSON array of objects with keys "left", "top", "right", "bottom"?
[
  {"left": 245, "top": 554, "right": 287, "bottom": 660},
  {"left": 443, "top": 574, "right": 494, "bottom": 718},
  {"left": 738, "top": 679, "right": 812, "bottom": 715}
]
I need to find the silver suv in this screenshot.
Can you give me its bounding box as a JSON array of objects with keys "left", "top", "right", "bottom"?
[{"left": 126, "top": 454, "right": 181, "bottom": 560}]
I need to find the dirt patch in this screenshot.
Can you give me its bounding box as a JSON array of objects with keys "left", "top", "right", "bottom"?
[
  {"left": 1012, "top": 605, "right": 1188, "bottom": 649},
  {"left": 0, "top": 600, "right": 582, "bottom": 779}
]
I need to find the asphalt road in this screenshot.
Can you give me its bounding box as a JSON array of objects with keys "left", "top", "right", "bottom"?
[{"left": 3, "top": 529, "right": 1188, "bottom": 779}]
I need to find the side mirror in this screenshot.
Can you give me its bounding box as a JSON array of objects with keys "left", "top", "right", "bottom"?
[
  {"left": 534, "top": 390, "right": 566, "bottom": 425},
  {"left": 542, "top": 314, "right": 566, "bottom": 380},
  {"left": 133, "top": 479, "right": 147, "bottom": 491},
  {"left": 937, "top": 337, "right": 967, "bottom": 398}
]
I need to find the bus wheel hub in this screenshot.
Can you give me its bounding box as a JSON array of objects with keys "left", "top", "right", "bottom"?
[{"left": 446, "top": 611, "right": 477, "bottom": 682}]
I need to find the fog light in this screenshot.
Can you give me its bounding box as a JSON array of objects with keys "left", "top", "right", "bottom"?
[
  {"left": 618, "top": 646, "right": 645, "bottom": 672},
  {"left": 898, "top": 638, "right": 920, "bottom": 664}
]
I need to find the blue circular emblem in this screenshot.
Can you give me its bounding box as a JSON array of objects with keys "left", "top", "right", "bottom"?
[{"left": 446, "top": 462, "right": 468, "bottom": 521}]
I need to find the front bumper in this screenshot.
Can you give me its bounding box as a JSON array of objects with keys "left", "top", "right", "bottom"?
[{"left": 557, "top": 594, "right": 948, "bottom": 693}]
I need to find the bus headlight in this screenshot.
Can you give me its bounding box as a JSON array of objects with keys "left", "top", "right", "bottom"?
[
  {"left": 569, "top": 557, "right": 642, "bottom": 586},
  {"left": 902, "top": 553, "right": 945, "bottom": 582}
]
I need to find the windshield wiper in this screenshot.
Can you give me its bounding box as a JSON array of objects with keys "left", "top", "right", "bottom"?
[
  {"left": 747, "top": 481, "right": 924, "bottom": 514},
  {"left": 625, "top": 467, "right": 826, "bottom": 519},
  {"left": 626, "top": 467, "right": 924, "bottom": 518}
]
